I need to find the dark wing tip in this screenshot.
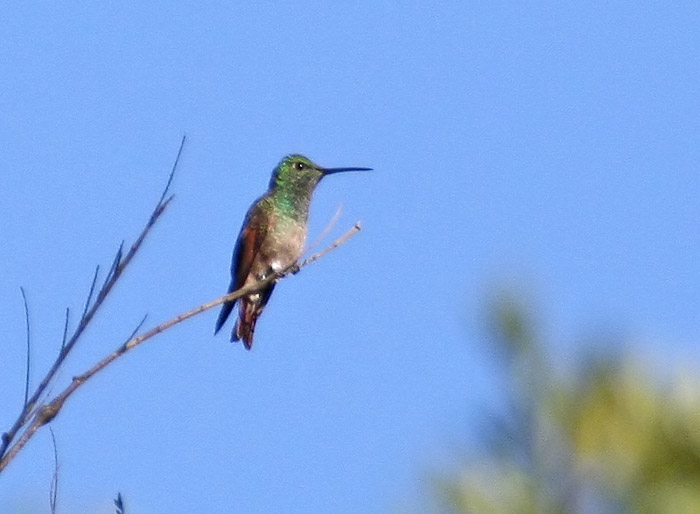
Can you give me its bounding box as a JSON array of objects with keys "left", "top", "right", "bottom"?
[{"left": 215, "top": 300, "right": 236, "bottom": 335}]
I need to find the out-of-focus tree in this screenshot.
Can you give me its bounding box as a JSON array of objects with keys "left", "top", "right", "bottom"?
[{"left": 435, "top": 292, "right": 700, "bottom": 514}]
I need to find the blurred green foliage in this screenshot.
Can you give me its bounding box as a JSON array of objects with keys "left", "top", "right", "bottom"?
[{"left": 436, "top": 293, "right": 700, "bottom": 514}]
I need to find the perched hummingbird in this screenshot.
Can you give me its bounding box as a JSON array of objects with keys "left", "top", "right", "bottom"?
[{"left": 214, "top": 154, "right": 371, "bottom": 349}]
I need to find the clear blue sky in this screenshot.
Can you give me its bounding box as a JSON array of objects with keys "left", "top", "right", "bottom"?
[{"left": 1, "top": 2, "right": 698, "bottom": 513}]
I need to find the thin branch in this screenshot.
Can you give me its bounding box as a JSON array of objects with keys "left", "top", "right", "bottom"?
[
  {"left": 80, "top": 265, "right": 101, "bottom": 324},
  {"left": 157, "top": 133, "right": 185, "bottom": 206},
  {"left": 298, "top": 221, "right": 362, "bottom": 270},
  {"left": 49, "top": 427, "right": 59, "bottom": 514},
  {"left": 0, "top": 222, "right": 361, "bottom": 473},
  {"left": 20, "top": 287, "right": 31, "bottom": 408},
  {"left": 101, "top": 242, "right": 124, "bottom": 292},
  {"left": 305, "top": 203, "right": 343, "bottom": 254},
  {"left": 0, "top": 135, "right": 186, "bottom": 464},
  {"left": 114, "top": 493, "right": 125, "bottom": 514},
  {"left": 61, "top": 308, "right": 70, "bottom": 350},
  {"left": 125, "top": 314, "right": 149, "bottom": 343}
]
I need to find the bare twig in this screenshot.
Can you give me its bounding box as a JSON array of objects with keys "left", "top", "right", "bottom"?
[
  {"left": 20, "top": 287, "right": 31, "bottom": 408},
  {"left": 298, "top": 221, "right": 362, "bottom": 270},
  {"left": 49, "top": 427, "right": 59, "bottom": 514},
  {"left": 114, "top": 493, "right": 125, "bottom": 514},
  {"left": 0, "top": 222, "right": 361, "bottom": 473},
  {"left": 305, "top": 203, "right": 343, "bottom": 253},
  {"left": 0, "top": 135, "right": 187, "bottom": 465},
  {"left": 61, "top": 308, "right": 70, "bottom": 350},
  {"left": 80, "top": 265, "right": 101, "bottom": 323},
  {"left": 102, "top": 242, "right": 124, "bottom": 292},
  {"left": 125, "top": 314, "right": 149, "bottom": 343}
]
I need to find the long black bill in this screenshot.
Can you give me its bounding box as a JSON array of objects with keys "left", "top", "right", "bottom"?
[{"left": 322, "top": 166, "right": 372, "bottom": 175}]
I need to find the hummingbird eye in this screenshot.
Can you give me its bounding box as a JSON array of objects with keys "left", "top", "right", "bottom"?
[{"left": 294, "top": 162, "right": 306, "bottom": 170}]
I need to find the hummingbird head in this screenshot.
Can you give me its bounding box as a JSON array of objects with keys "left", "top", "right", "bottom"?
[{"left": 269, "top": 154, "right": 372, "bottom": 190}]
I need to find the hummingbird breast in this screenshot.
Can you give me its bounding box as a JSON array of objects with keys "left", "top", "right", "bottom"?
[{"left": 258, "top": 218, "right": 307, "bottom": 275}]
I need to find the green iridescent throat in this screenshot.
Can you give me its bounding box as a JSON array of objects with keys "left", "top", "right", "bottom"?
[{"left": 271, "top": 179, "right": 316, "bottom": 220}]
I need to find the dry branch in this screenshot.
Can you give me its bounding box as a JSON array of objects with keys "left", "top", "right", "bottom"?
[
  {"left": 0, "top": 223, "right": 360, "bottom": 473},
  {"left": 0, "top": 136, "right": 363, "bottom": 475},
  {"left": 0, "top": 136, "right": 185, "bottom": 469}
]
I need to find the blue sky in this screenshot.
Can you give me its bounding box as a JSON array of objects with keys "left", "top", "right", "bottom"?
[{"left": 1, "top": 2, "right": 699, "bottom": 513}]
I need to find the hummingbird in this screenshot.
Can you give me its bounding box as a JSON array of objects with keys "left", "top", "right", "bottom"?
[{"left": 214, "top": 154, "right": 371, "bottom": 349}]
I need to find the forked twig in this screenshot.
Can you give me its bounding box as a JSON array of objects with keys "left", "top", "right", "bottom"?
[
  {"left": 114, "top": 493, "right": 125, "bottom": 514},
  {"left": 0, "top": 135, "right": 187, "bottom": 468}
]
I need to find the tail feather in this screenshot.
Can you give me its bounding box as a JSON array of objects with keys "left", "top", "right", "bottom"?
[
  {"left": 232, "top": 283, "right": 276, "bottom": 350},
  {"left": 233, "top": 296, "right": 263, "bottom": 349},
  {"left": 233, "top": 312, "right": 256, "bottom": 349}
]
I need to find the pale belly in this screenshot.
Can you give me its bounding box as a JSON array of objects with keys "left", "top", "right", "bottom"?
[{"left": 254, "top": 223, "right": 307, "bottom": 278}]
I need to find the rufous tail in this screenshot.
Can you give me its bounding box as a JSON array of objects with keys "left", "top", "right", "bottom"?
[
  {"left": 233, "top": 298, "right": 261, "bottom": 350},
  {"left": 231, "top": 283, "right": 275, "bottom": 350}
]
